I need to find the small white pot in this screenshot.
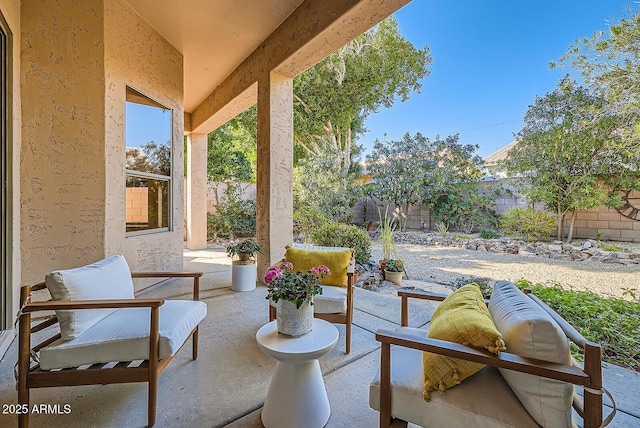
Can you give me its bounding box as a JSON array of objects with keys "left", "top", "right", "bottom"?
[
  {"left": 276, "top": 299, "right": 313, "bottom": 337},
  {"left": 384, "top": 270, "right": 403, "bottom": 286},
  {"left": 231, "top": 260, "right": 257, "bottom": 291}
]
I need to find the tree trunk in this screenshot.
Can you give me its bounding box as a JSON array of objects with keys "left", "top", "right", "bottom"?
[
  {"left": 556, "top": 202, "right": 564, "bottom": 240},
  {"left": 566, "top": 209, "right": 577, "bottom": 243}
]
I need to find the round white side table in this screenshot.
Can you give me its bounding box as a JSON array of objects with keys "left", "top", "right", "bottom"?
[{"left": 256, "top": 318, "right": 339, "bottom": 428}]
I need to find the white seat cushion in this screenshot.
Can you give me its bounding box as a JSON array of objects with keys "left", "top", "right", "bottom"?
[
  {"left": 369, "top": 327, "right": 540, "bottom": 428},
  {"left": 489, "top": 281, "right": 573, "bottom": 428},
  {"left": 39, "top": 300, "right": 207, "bottom": 370},
  {"left": 314, "top": 285, "right": 347, "bottom": 314},
  {"left": 45, "top": 255, "right": 135, "bottom": 340},
  {"left": 269, "top": 285, "right": 347, "bottom": 314}
]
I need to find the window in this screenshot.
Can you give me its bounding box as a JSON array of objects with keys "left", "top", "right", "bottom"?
[{"left": 125, "top": 87, "right": 172, "bottom": 234}]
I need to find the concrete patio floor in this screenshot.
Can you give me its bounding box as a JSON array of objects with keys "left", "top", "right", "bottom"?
[{"left": 0, "top": 246, "right": 637, "bottom": 427}]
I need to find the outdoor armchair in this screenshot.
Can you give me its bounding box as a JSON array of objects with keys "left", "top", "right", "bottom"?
[
  {"left": 369, "top": 281, "right": 615, "bottom": 428},
  {"left": 268, "top": 243, "right": 356, "bottom": 353},
  {"left": 17, "top": 255, "right": 206, "bottom": 428}
]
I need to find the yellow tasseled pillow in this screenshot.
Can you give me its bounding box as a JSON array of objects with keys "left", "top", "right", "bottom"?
[
  {"left": 422, "top": 283, "right": 506, "bottom": 400},
  {"left": 284, "top": 247, "right": 353, "bottom": 287}
]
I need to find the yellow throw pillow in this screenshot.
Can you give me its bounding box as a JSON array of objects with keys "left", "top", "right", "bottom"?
[
  {"left": 423, "top": 283, "right": 506, "bottom": 400},
  {"left": 285, "top": 247, "right": 353, "bottom": 287}
]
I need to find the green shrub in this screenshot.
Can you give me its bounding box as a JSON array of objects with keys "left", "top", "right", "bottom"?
[
  {"left": 514, "top": 279, "right": 640, "bottom": 370},
  {"left": 479, "top": 229, "right": 501, "bottom": 239},
  {"left": 294, "top": 206, "right": 328, "bottom": 243},
  {"left": 600, "top": 243, "right": 624, "bottom": 252},
  {"left": 499, "top": 207, "right": 555, "bottom": 241},
  {"left": 310, "top": 222, "right": 372, "bottom": 265},
  {"left": 207, "top": 185, "right": 256, "bottom": 239},
  {"left": 450, "top": 276, "right": 492, "bottom": 297},
  {"left": 453, "top": 234, "right": 472, "bottom": 240}
]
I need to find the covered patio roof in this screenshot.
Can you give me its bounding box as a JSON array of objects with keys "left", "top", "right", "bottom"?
[{"left": 127, "top": 0, "right": 411, "bottom": 133}]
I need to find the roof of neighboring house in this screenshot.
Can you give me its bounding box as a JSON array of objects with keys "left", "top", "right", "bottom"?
[{"left": 483, "top": 140, "right": 519, "bottom": 165}]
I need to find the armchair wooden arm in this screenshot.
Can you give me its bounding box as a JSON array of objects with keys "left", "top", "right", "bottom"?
[
  {"left": 131, "top": 271, "right": 203, "bottom": 300},
  {"left": 397, "top": 289, "right": 447, "bottom": 327},
  {"left": 376, "top": 330, "right": 590, "bottom": 384},
  {"left": 22, "top": 298, "right": 165, "bottom": 312}
]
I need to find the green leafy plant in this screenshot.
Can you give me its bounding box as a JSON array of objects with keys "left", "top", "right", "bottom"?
[
  {"left": 207, "top": 184, "right": 256, "bottom": 240},
  {"left": 226, "top": 239, "right": 263, "bottom": 262},
  {"left": 600, "top": 243, "right": 624, "bottom": 252},
  {"left": 514, "top": 279, "right": 640, "bottom": 370},
  {"left": 435, "top": 221, "right": 448, "bottom": 236},
  {"left": 429, "top": 183, "right": 497, "bottom": 234},
  {"left": 309, "top": 221, "right": 372, "bottom": 265},
  {"left": 453, "top": 234, "right": 471, "bottom": 240},
  {"left": 499, "top": 207, "right": 555, "bottom": 242},
  {"left": 479, "top": 229, "right": 501, "bottom": 239},
  {"left": 450, "top": 276, "right": 492, "bottom": 298},
  {"left": 293, "top": 205, "right": 328, "bottom": 243},
  {"left": 264, "top": 262, "right": 328, "bottom": 308},
  {"left": 384, "top": 259, "right": 404, "bottom": 272}
]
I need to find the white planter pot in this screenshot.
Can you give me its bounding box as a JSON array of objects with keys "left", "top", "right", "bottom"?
[
  {"left": 232, "top": 260, "right": 257, "bottom": 291},
  {"left": 384, "top": 270, "right": 403, "bottom": 285},
  {"left": 277, "top": 299, "right": 313, "bottom": 337}
]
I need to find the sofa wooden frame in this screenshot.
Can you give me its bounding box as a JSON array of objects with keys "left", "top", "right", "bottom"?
[
  {"left": 17, "top": 271, "right": 203, "bottom": 428},
  {"left": 375, "top": 288, "right": 605, "bottom": 428},
  {"left": 268, "top": 250, "right": 355, "bottom": 353}
]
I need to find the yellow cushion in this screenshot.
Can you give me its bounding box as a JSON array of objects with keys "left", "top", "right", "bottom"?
[
  {"left": 285, "top": 247, "right": 353, "bottom": 287},
  {"left": 423, "top": 283, "right": 506, "bottom": 400}
]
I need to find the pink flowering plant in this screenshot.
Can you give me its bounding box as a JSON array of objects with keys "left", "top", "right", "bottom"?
[{"left": 264, "top": 262, "right": 329, "bottom": 309}]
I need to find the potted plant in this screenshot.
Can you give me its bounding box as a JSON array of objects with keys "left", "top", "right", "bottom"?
[
  {"left": 226, "top": 239, "right": 262, "bottom": 291},
  {"left": 264, "top": 262, "right": 329, "bottom": 336},
  {"left": 383, "top": 259, "right": 404, "bottom": 285}
]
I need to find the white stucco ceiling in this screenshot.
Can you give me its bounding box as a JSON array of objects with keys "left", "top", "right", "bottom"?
[{"left": 125, "top": 0, "right": 304, "bottom": 113}]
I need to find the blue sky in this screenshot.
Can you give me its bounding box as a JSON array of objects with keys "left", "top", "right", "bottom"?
[{"left": 359, "top": 0, "right": 634, "bottom": 159}]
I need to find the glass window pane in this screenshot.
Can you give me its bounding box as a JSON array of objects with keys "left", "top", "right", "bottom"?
[
  {"left": 126, "top": 176, "right": 169, "bottom": 232},
  {"left": 125, "top": 87, "right": 171, "bottom": 176}
]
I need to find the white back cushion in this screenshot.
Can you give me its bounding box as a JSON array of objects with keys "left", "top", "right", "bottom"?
[
  {"left": 45, "top": 255, "right": 135, "bottom": 340},
  {"left": 489, "top": 281, "right": 573, "bottom": 428}
]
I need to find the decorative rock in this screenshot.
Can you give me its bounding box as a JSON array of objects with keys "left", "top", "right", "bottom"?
[{"left": 379, "top": 232, "right": 639, "bottom": 270}]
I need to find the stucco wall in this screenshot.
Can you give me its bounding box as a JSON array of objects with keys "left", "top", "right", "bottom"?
[
  {"left": 20, "top": 0, "right": 106, "bottom": 285},
  {"left": 19, "top": 0, "right": 184, "bottom": 290},
  {"left": 104, "top": 0, "right": 184, "bottom": 274},
  {"left": 1, "top": 0, "right": 21, "bottom": 327}
]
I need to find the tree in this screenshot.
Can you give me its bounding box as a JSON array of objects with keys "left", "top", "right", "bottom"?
[
  {"left": 504, "top": 77, "right": 640, "bottom": 242},
  {"left": 293, "top": 150, "right": 364, "bottom": 226},
  {"left": 366, "top": 132, "right": 483, "bottom": 231},
  {"left": 294, "top": 17, "right": 431, "bottom": 172},
  {"left": 207, "top": 107, "right": 257, "bottom": 183},
  {"left": 553, "top": 8, "right": 640, "bottom": 154}
]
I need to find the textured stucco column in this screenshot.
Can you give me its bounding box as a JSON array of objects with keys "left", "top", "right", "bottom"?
[
  {"left": 256, "top": 72, "right": 293, "bottom": 279},
  {"left": 186, "top": 133, "right": 208, "bottom": 250}
]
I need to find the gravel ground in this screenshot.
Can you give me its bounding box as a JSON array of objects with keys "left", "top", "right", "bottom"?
[{"left": 370, "top": 239, "right": 640, "bottom": 300}]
